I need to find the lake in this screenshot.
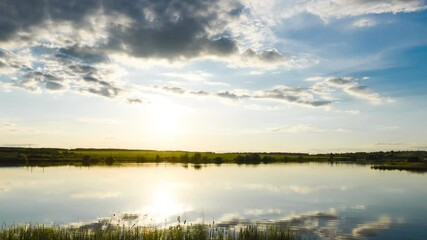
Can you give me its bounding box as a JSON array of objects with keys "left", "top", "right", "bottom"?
[{"left": 0, "top": 163, "right": 426, "bottom": 239}]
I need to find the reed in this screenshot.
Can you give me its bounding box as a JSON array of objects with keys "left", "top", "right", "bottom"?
[{"left": 0, "top": 224, "right": 297, "bottom": 240}]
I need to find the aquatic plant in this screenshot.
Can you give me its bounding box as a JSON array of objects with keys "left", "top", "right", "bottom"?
[{"left": 0, "top": 223, "right": 297, "bottom": 240}]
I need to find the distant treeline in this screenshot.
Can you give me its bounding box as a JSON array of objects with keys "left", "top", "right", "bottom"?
[{"left": 0, "top": 147, "right": 426, "bottom": 168}]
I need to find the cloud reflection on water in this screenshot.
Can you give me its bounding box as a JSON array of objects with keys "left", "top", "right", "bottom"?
[
  {"left": 70, "top": 191, "right": 121, "bottom": 199},
  {"left": 72, "top": 207, "right": 403, "bottom": 240},
  {"left": 245, "top": 183, "right": 349, "bottom": 194}
]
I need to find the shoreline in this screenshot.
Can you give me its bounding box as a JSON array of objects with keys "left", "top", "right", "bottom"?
[{"left": 0, "top": 147, "right": 426, "bottom": 172}]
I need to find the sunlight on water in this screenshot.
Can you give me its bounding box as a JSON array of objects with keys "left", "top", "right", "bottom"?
[
  {"left": 0, "top": 164, "right": 426, "bottom": 239},
  {"left": 141, "top": 185, "right": 186, "bottom": 222}
]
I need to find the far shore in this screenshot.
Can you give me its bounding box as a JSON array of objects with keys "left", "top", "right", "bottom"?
[{"left": 0, "top": 147, "right": 426, "bottom": 172}]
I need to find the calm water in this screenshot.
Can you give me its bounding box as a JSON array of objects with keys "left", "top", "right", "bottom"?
[{"left": 0, "top": 163, "right": 426, "bottom": 239}]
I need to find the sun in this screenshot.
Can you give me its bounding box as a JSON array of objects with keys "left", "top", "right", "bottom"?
[{"left": 148, "top": 98, "right": 188, "bottom": 136}]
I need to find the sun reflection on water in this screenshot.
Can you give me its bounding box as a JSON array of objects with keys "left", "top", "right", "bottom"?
[{"left": 140, "top": 186, "right": 186, "bottom": 223}]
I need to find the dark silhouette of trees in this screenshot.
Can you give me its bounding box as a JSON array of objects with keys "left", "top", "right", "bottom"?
[
  {"left": 235, "top": 153, "right": 262, "bottom": 164},
  {"left": 262, "top": 156, "right": 275, "bottom": 164},
  {"left": 180, "top": 153, "right": 189, "bottom": 162},
  {"left": 214, "top": 157, "right": 224, "bottom": 165},
  {"left": 407, "top": 156, "right": 421, "bottom": 162},
  {"left": 137, "top": 155, "right": 146, "bottom": 163},
  {"left": 191, "top": 153, "right": 202, "bottom": 164},
  {"left": 105, "top": 156, "right": 116, "bottom": 165},
  {"left": 82, "top": 155, "right": 92, "bottom": 166}
]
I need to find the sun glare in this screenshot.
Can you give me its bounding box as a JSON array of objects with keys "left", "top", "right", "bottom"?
[
  {"left": 142, "top": 186, "right": 184, "bottom": 222},
  {"left": 148, "top": 99, "right": 188, "bottom": 136}
]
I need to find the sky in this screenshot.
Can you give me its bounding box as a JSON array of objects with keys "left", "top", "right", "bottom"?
[{"left": 0, "top": 0, "right": 427, "bottom": 153}]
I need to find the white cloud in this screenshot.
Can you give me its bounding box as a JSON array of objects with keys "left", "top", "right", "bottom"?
[
  {"left": 377, "top": 126, "right": 400, "bottom": 131},
  {"left": 270, "top": 124, "right": 351, "bottom": 133},
  {"left": 74, "top": 118, "right": 121, "bottom": 125},
  {"left": 226, "top": 5, "right": 278, "bottom": 50},
  {"left": 353, "top": 18, "right": 377, "bottom": 28},
  {"left": 71, "top": 191, "right": 120, "bottom": 200},
  {"left": 0, "top": 121, "right": 17, "bottom": 130},
  {"left": 0, "top": 120, "right": 63, "bottom": 135},
  {"left": 151, "top": 75, "right": 391, "bottom": 110},
  {"left": 351, "top": 204, "right": 367, "bottom": 210},
  {"left": 246, "top": 183, "right": 349, "bottom": 194},
  {"left": 352, "top": 216, "right": 392, "bottom": 237},
  {"left": 308, "top": 76, "right": 393, "bottom": 104},
  {"left": 244, "top": 208, "right": 282, "bottom": 216},
  {"left": 334, "top": 109, "right": 360, "bottom": 115},
  {"left": 243, "top": 0, "right": 426, "bottom": 25},
  {"left": 306, "top": 0, "right": 426, "bottom": 20},
  {"left": 162, "top": 71, "right": 229, "bottom": 86},
  {"left": 248, "top": 70, "right": 266, "bottom": 76}
]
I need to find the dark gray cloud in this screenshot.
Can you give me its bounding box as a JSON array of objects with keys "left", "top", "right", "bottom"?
[
  {"left": 328, "top": 77, "right": 356, "bottom": 86},
  {"left": 190, "top": 90, "right": 210, "bottom": 96},
  {"left": 255, "top": 86, "right": 333, "bottom": 107},
  {"left": 0, "top": 45, "right": 126, "bottom": 98},
  {"left": 0, "top": 0, "right": 243, "bottom": 59},
  {"left": 0, "top": 0, "right": 295, "bottom": 102},
  {"left": 57, "top": 45, "right": 109, "bottom": 64},
  {"left": 0, "top": 0, "right": 308, "bottom": 104},
  {"left": 0, "top": 0, "right": 101, "bottom": 41},
  {"left": 7, "top": 70, "right": 65, "bottom": 92},
  {"left": 127, "top": 98, "right": 143, "bottom": 104},
  {"left": 0, "top": 49, "right": 25, "bottom": 74},
  {"left": 242, "top": 49, "right": 285, "bottom": 63},
  {"left": 86, "top": 85, "right": 122, "bottom": 98},
  {"left": 162, "top": 86, "right": 186, "bottom": 94},
  {"left": 216, "top": 91, "right": 243, "bottom": 100},
  {"left": 101, "top": 0, "right": 243, "bottom": 59},
  {"left": 0, "top": 0, "right": 294, "bottom": 65},
  {"left": 45, "top": 81, "right": 66, "bottom": 91}
]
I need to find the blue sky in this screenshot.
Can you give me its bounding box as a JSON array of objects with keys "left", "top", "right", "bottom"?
[{"left": 0, "top": 0, "right": 426, "bottom": 152}]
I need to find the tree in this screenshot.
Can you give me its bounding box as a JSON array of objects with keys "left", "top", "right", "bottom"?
[
  {"left": 105, "top": 156, "right": 116, "bottom": 165},
  {"left": 214, "top": 157, "right": 224, "bottom": 165},
  {"left": 246, "top": 153, "right": 261, "bottom": 164},
  {"left": 82, "top": 155, "right": 91, "bottom": 166},
  {"left": 136, "top": 155, "right": 146, "bottom": 163},
  {"left": 235, "top": 155, "right": 246, "bottom": 164},
  {"left": 17, "top": 153, "right": 29, "bottom": 165},
  {"left": 191, "top": 153, "right": 202, "bottom": 164},
  {"left": 155, "top": 155, "right": 162, "bottom": 163},
  {"left": 180, "top": 153, "right": 189, "bottom": 162},
  {"left": 262, "top": 156, "right": 275, "bottom": 164}
]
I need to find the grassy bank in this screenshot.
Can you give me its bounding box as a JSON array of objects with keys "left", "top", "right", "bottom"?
[
  {"left": 0, "top": 224, "right": 297, "bottom": 240},
  {"left": 372, "top": 161, "right": 427, "bottom": 172},
  {"left": 0, "top": 147, "right": 426, "bottom": 172},
  {"left": 0, "top": 147, "right": 321, "bottom": 166}
]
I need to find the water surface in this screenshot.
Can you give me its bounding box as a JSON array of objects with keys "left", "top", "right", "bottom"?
[{"left": 0, "top": 163, "right": 426, "bottom": 239}]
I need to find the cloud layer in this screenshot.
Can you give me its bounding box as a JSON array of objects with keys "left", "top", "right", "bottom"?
[
  {"left": 307, "top": 76, "right": 393, "bottom": 104},
  {"left": 152, "top": 75, "right": 391, "bottom": 108},
  {"left": 244, "top": 0, "right": 426, "bottom": 25},
  {"left": 0, "top": 0, "right": 315, "bottom": 102},
  {"left": 0, "top": 0, "right": 404, "bottom": 109}
]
